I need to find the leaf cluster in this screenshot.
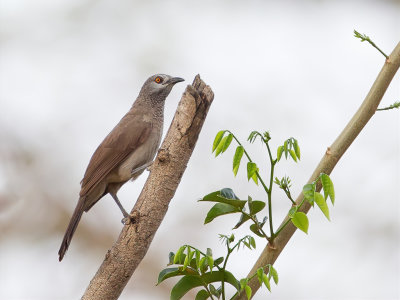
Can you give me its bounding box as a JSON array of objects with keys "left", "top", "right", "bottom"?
[
  {"left": 158, "top": 235, "right": 264, "bottom": 300},
  {"left": 200, "top": 188, "right": 268, "bottom": 239},
  {"left": 288, "top": 173, "right": 335, "bottom": 234},
  {"left": 159, "top": 130, "right": 336, "bottom": 299}
]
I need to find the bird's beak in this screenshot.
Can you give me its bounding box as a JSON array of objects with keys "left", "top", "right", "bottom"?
[{"left": 164, "top": 77, "right": 185, "bottom": 86}]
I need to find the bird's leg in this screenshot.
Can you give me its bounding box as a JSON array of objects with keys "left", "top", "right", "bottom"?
[
  {"left": 110, "top": 192, "right": 134, "bottom": 225},
  {"left": 131, "top": 160, "right": 154, "bottom": 176}
]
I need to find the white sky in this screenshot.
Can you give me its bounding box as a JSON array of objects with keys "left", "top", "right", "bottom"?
[{"left": 0, "top": 0, "right": 399, "bottom": 299}]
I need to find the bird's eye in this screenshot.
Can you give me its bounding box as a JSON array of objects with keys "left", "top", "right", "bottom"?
[{"left": 154, "top": 76, "right": 162, "bottom": 84}]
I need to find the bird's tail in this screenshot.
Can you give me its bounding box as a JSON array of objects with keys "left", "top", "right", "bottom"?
[{"left": 58, "top": 197, "right": 85, "bottom": 261}]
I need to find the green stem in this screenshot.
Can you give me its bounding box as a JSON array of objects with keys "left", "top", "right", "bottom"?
[
  {"left": 284, "top": 189, "right": 296, "bottom": 205},
  {"left": 376, "top": 101, "right": 400, "bottom": 111},
  {"left": 275, "top": 190, "right": 309, "bottom": 237},
  {"left": 222, "top": 239, "right": 249, "bottom": 299},
  {"left": 274, "top": 218, "right": 291, "bottom": 237},
  {"left": 221, "top": 243, "right": 233, "bottom": 300},
  {"left": 265, "top": 142, "right": 275, "bottom": 239},
  {"left": 369, "top": 41, "right": 389, "bottom": 59},
  {"left": 229, "top": 131, "right": 277, "bottom": 239},
  {"left": 241, "top": 211, "right": 270, "bottom": 240},
  {"left": 204, "top": 285, "right": 215, "bottom": 300},
  {"left": 354, "top": 30, "right": 388, "bottom": 58},
  {"left": 228, "top": 132, "right": 271, "bottom": 194}
]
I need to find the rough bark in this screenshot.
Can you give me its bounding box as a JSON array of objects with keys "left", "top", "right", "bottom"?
[
  {"left": 82, "top": 75, "right": 214, "bottom": 300},
  {"left": 236, "top": 41, "right": 400, "bottom": 299}
]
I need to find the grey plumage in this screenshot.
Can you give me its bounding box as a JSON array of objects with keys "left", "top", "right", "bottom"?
[{"left": 58, "top": 74, "right": 184, "bottom": 261}]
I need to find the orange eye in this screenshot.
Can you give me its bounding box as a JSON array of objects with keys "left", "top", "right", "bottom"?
[{"left": 154, "top": 76, "right": 162, "bottom": 83}]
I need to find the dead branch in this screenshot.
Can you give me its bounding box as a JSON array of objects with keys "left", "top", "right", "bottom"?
[{"left": 82, "top": 75, "right": 214, "bottom": 300}]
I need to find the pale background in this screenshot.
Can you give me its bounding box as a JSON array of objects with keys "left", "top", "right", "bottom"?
[{"left": 0, "top": 0, "right": 399, "bottom": 299}]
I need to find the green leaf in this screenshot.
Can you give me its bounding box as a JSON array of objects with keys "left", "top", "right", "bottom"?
[
  {"left": 283, "top": 140, "right": 288, "bottom": 158},
  {"left": 212, "top": 130, "right": 225, "bottom": 153},
  {"left": 320, "top": 173, "right": 335, "bottom": 205},
  {"left": 174, "top": 246, "right": 186, "bottom": 264},
  {"left": 240, "top": 278, "right": 248, "bottom": 290},
  {"left": 157, "top": 267, "right": 197, "bottom": 285},
  {"left": 245, "top": 285, "right": 252, "bottom": 299},
  {"left": 220, "top": 188, "right": 239, "bottom": 200},
  {"left": 222, "top": 133, "right": 233, "bottom": 153},
  {"left": 233, "top": 145, "right": 244, "bottom": 176},
  {"left": 188, "top": 248, "right": 195, "bottom": 261},
  {"left": 228, "top": 234, "right": 235, "bottom": 243},
  {"left": 262, "top": 273, "right": 271, "bottom": 291},
  {"left": 248, "top": 131, "right": 261, "bottom": 143},
  {"left": 206, "top": 248, "right": 212, "bottom": 257},
  {"left": 168, "top": 252, "right": 175, "bottom": 265},
  {"left": 243, "top": 241, "right": 250, "bottom": 249},
  {"left": 199, "top": 257, "right": 207, "bottom": 273},
  {"left": 189, "top": 257, "right": 198, "bottom": 270},
  {"left": 260, "top": 216, "right": 267, "bottom": 228},
  {"left": 263, "top": 131, "right": 271, "bottom": 140},
  {"left": 207, "top": 256, "right": 214, "bottom": 271},
  {"left": 289, "top": 149, "right": 297, "bottom": 162},
  {"left": 215, "top": 135, "right": 229, "bottom": 157},
  {"left": 249, "top": 236, "right": 256, "bottom": 249},
  {"left": 170, "top": 271, "right": 240, "bottom": 300},
  {"left": 214, "top": 257, "right": 224, "bottom": 266},
  {"left": 204, "top": 203, "right": 239, "bottom": 224},
  {"left": 209, "top": 284, "right": 218, "bottom": 297},
  {"left": 251, "top": 170, "right": 258, "bottom": 185},
  {"left": 195, "top": 289, "right": 210, "bottom": 300},
  {"left": 200, "top": 190, "right": 246, "bottom": 210},
  {"left": 293, "top": 139, "right": 301, "bottom": 160},
  {"left": 195, "top": 250, "right": 201, "bottom": 269},
  {"left": 302, "top": 183, "right": 315, "bottom": 204},
  {"left": 183, "top": 254, "right": 189, "bottom": 270},
  {"left": 291, "top": 212, "right": 309, "bottom": 234},
  {"left": 256, "top": 267, "right": 264, "bottom": 284},
  {"left": 170, "top": 276, "right": 204, "bottom": 300},
  {"left": 233, "top": 213, "right": 251, "bottom": 229},
  {"left": 250, "top": 224, "right": 264, "bottom": 237},
  {"left": 277, "top": 146, "right": 284, "bottom": 161},
  {"left": 269, "top": 265, "right": 279, "bottom": 284},
  {"left": 183, "top": 247, "right": 194, "bottom": 270},
  {"left": 288, "top": 206, "right": 297, "bottom": 217},
  {"left": 247, "top": 162, "right": 258, "bottom": 181},
  {"left": 314, "top": 192, "right": 330, "bottom": 221},
  {"left": 249, "top": 200, "right": 266, "bottom": 215}
]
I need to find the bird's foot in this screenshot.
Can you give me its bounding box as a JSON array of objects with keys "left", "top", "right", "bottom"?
[
  {"left": 131, "top": 161, "right": 154, "bottom": 176},
  {"left": 146, "top": 161, "right": 154, "bottom": 172},
  {"left": 121, "top": 210, "right": 139, "bottom": 225}
]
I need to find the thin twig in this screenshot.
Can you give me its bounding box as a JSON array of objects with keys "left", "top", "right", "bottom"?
[
  {"left": 354, "top": 30, "right": 388, "bottom": 58},
  {"left": 376, "top": 101, "right": 400, "bottom": 111}
]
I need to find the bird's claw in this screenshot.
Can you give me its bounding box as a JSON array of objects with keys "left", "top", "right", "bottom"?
[
  {"left": 146, "top": 161, "right": 154, "bottom": 172},
  {"left": 121, "top": 211, "right": 139, "bottom": 225},
  {"left": 121, "top": 217, "right": 132, "bottom": 225}
]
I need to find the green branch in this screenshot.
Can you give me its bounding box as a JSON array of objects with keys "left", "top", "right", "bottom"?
[
  {"left": 354, "top": 29, "right": 388, "bottom": 59},
  {"left": 377, "top": 101, "right": 400, "bottom": 111},
  {"left": 265, "top": 143, "right": 275, "bottom": 239}
]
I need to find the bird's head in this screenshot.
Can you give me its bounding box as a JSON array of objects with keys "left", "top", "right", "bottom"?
[{"left": 140, "top": 74, "right": 184, "bottom": 102}]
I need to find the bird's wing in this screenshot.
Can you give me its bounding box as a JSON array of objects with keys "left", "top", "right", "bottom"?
[{"left": 79, "top": 115, "right": 152, "bottom": 197}]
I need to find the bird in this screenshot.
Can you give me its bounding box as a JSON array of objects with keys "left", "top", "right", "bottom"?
[{"left": 58, "top": 74, "right": 184, "bottom": 261}]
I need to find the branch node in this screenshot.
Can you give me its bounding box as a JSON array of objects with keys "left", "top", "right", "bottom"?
[
  {"left": 326, "top": 147, "right": 332, "bottom": 155},
  {"left": 157, "top": 149, "right": 169, "bottom": 163}
]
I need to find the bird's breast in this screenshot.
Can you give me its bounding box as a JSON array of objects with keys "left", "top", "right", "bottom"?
[{"left": 109, "top": 124, "right": 162, "bottom": 183}]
